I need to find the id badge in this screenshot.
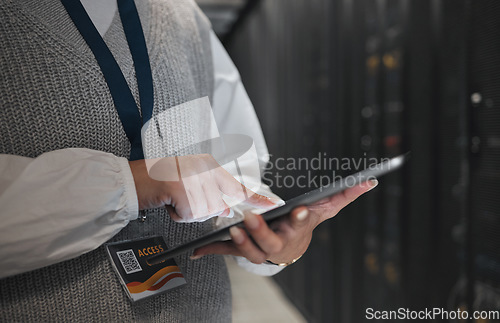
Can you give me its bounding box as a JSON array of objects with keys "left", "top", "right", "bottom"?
[{"left": 106, "top": 236, "right": 187, "bottom": 302}]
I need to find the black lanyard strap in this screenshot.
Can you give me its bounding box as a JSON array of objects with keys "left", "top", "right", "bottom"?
[{"left": 61, "top": 0, "right": 154, "bottom": 160}]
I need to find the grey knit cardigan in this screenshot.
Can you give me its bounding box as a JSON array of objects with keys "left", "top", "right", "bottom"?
[{"left": 0, "top": 0, "right": 232, "bottom": 321}]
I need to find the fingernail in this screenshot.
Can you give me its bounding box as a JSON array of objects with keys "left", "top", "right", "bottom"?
[
  {"left": 269, "top": 197, "right": 286, "bottom": 206},
  {"left": 244, "top": 212, "right": 260, "bottom": 230},
  {"left": 296, "top": 209, "right": 309, "bottom": 221},
  {"left": 368, "top": 179, "right": 379, "bottom": 191},
  {"left": 230, "top": 227, "right": 245, "bottom": 244},
  {"left": 190, "top": 254, "right": 203, "bottom": 260}
]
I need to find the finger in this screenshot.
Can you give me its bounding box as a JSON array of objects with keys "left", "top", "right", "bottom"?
[
  {"left": 212, "top": 207, "right": 231, "bottom": 218},
  {"left": 245, "top": 192, "right": 284, "bottom": 209},
  {"left": 229, "top": 226, "right": 268, "bottom": 264},
  {"left": 243, "top": 212, "right": 284, "bottom": 255},
  {"left": 213, "top": 167, "right": 280, "bottom": 209},
  {"left": 170, "top": 203, "right": 231, "bottom": 223},
  {"left": 167, "top": 196, "right": 219, "bottom": 223},
  {"left": 165, "top": 205, "right": 183, "bottom": 222},
  {"left": 182, "top": 175, "right": 208, "bottom": 219},
  {"left": 332, "top": 179, "right": 378, "bottom": 209},
  {"left": 166, "top": 183, "right": 195, "bottom": 221},
  {"left": 200, "top": 173, "right": 231, "bottom": 216},
  {"left": 343, "top": 179, "right": 378, "bottom": 200}
]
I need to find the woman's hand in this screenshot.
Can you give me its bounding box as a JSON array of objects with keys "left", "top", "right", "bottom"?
[
  {"left": 191, "top": 179, "right": 378, "bottom": 264},
  {"left": 129, "top": 154, "right": 279, "bottom": 223}
]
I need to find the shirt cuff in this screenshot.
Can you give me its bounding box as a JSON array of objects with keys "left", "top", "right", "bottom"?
[{"left": 116, "top": 156, "right": 139, "bottom": 220}]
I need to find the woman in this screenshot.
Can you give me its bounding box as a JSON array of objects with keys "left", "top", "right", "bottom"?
[{"left": 0, "top": 0, "right": 375, "bottom": 321}]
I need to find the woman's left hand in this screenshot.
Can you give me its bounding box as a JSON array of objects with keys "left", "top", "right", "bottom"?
[{"left": 190, "top": 179, "right": 378, "bottom": 264}]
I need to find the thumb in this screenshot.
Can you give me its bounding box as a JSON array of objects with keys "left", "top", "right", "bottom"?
[{"left": 165, "top": 205, "right": 184, "bottom": 222}]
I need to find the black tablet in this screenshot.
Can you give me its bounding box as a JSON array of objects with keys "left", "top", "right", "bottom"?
[{"left": 147, "top": 153, "right": 409, "bottom": 265}]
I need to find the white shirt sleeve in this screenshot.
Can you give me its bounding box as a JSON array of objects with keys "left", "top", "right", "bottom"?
[
  {"left": 0, "top": 148, "right": 138, "bottom": 278},
  {"left": 210, "top": 31, "right": 285, "bottom": 276}
]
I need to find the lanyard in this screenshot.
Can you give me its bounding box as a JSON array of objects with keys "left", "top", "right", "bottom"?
[{"left": 61, "top": 0, "right": 154, "bottom": 160}]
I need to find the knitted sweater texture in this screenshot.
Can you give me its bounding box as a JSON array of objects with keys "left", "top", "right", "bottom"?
[{"left": 0, "top": 0, "right": 231, "bottom": 321}]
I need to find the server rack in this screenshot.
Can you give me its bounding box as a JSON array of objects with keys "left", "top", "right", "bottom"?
[
  {"left": 455, "top": 0, "right": 500, "bottom": 319},
  {"left": 222, "top": 0, "right": 500, "bottom": 322}
]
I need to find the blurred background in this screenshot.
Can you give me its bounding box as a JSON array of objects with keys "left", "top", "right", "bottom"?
[{"left": 198, "top": 0, "right": 500, "bottom": 322}]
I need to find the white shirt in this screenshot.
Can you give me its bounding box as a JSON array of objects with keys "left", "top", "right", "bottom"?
[{"left": 0, "top": 1, "right": 282, "bottom": 278}]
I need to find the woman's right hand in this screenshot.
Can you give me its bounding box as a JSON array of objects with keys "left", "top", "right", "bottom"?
[{"left": 129, "top": 154, "right": 279, "bottom": 222}]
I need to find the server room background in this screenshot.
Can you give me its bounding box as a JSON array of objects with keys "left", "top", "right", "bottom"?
[{"left": 198, "top": 0, "right": 500, "bottom": 322}]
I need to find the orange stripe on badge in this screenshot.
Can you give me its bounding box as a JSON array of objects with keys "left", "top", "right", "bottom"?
[
  {"left": 147, "top": 273, "right": 184, "bottom": 291},
  {"left": 126, "top": 266, "right": 181, "bottom": 294}
]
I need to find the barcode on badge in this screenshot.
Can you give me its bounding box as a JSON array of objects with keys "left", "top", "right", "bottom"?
[{"left": 117, "top": 249, "right": 143, "bottom": 274}]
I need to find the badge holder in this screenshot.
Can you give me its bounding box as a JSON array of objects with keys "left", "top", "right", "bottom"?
[{"left": 106, "top": 236, "right": 187, "bottom": 302}]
